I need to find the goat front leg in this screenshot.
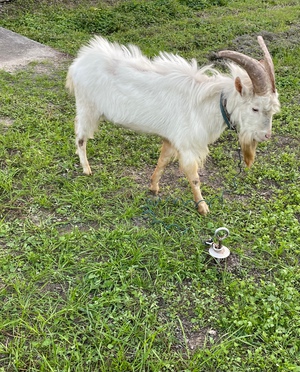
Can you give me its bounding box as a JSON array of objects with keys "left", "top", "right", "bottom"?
[
  {"left": 179, "top": 156, "right": 209, "bottom": 215},
  {"left": 150, "top": 139, "right": 177, "bottom": 195}
]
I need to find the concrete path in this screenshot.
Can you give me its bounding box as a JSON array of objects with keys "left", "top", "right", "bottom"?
[{"left": 0, "top": 27, "right": 64, "bottom": 72}]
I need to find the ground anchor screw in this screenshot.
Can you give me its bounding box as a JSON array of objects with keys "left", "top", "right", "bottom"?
[{"left": 205, "top": 227, "right": 230, "bottom": 259}]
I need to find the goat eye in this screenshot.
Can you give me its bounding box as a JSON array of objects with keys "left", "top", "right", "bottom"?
[{"left": 252, "top": 108, "right": 259, "bottom": 112}]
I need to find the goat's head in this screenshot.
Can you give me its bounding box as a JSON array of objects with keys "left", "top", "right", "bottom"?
[{"left": 218, "top": 36, "right": 280, "bottom": 167}]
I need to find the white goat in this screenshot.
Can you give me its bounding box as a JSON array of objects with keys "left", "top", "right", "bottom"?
[{"left": 66, "top": 36, "right": 280, "bottom": 215}]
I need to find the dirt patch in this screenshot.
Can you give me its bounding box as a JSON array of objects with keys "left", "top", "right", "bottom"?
[
  {"left": 174, "top": 315, "right": 219, "bottom": 353},
  {"left": 217, "top": 252, "right": 241, "bottom": 273},
  {"left": 0, "top": 117, "right": 14, "bottom": 132},
  {"left": 126, "top": 161, "right": 185, "bottom": 192},
  {"left": 274, "top": 135, "right": 299, "bottom": 149},
  {"left": 188, "top": 328, "right": 218, "bottom": 350},
  {"left": 28, "top": 206, "right": 100, "bottom": 233},
  {"left": 230, "top": 25, "right": 300, "bottom": 56},
  {"left": 123, "top": 157, "right": 221, "bottom": 198},
  {"left": 38, "top": 281, "right": 69, "bottom": 302}
]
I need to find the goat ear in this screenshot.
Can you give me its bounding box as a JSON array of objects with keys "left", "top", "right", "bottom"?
[{"left": 235, "top": 77, "right": 243, "bottom": 95}]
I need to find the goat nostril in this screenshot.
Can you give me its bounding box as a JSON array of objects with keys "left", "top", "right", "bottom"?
[{"left": 265, "top": 133, "right": 271, "bottom": 139}]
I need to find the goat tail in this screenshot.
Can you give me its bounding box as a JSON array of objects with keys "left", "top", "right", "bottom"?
[{"left": 65, "top": 68, "right": 75, "bottom": 95}]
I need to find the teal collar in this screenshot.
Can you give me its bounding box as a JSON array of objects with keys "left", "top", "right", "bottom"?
[{"left": 220, "top": 93, "right": 235, "bottom": 131}]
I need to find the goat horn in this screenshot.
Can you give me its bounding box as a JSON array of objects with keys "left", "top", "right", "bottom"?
[
  {"left": 257, "top": 36, "right": 276, "bottom": 93},
  {"left": 217, "top": 36, "right": 274, "bottom": 95}
]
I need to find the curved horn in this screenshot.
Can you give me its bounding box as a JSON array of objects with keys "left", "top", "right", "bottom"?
[
  {"left": 217, "top": 36, "right": 274, "bottom": 95},
  {"left": 257, "top": 36, "right": 276, "bottom": 93}
]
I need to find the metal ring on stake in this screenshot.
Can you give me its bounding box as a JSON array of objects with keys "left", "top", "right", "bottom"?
[
  {"left": 208, "top": 227, "right": 230, "bottom": 259},
  {"left": 214, "top": 227, "right": 229, "bottom": 241}
]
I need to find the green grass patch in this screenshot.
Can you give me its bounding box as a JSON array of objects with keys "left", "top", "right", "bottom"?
[{"left": 0, "top": 0, "right": 300, "bottom": 370}]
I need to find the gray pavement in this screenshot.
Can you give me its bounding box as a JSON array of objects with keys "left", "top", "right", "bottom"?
[{"left": 0, "top": 27, "right": 64, "bottom": 72}]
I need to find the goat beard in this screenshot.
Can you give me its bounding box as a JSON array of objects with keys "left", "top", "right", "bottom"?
[{"left": 240, "top": 140, "right": 258, "bottom": 167}]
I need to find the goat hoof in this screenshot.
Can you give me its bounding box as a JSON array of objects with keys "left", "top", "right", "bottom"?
[
  {"left": 149, "top": 186, "right": 159, "bottom": 195},
  {"left": 197, "top": 202, "right": 209, "bottom": 215},
  {"left": 83, "top": 167, "right": 92, "bottom": 175}
]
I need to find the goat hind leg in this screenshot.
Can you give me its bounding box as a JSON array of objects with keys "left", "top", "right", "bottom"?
[
  {"left": 76, "top": 136, "right": 91, "bottom": 175},
  {"left": 75, "top": 117, "right": 92, "bottom": 175},
  {"left": 150, "top": 139, "right": 176, "bottom": 195}
]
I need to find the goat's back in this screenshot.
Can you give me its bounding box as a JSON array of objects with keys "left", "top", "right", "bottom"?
[{"left": 66, "top": 36, "right": 227, "bottom": 160}]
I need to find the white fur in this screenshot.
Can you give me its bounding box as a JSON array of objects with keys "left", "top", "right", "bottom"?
[{"left": 66, "top": 36, "right": 280, "bottom": 214}]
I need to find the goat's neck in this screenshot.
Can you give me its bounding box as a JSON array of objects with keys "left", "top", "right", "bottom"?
[{"left": 202, "top": 88, "right": 236, "bottom": 144}]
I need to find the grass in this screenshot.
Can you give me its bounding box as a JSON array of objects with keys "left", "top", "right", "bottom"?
[{"left": 0, "top": 0, "right": 300, "bottom": 370}]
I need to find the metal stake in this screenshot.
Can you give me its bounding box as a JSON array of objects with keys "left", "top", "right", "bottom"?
[{"left": 207, "top": 227, "right": 230, "bottom": 259}]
